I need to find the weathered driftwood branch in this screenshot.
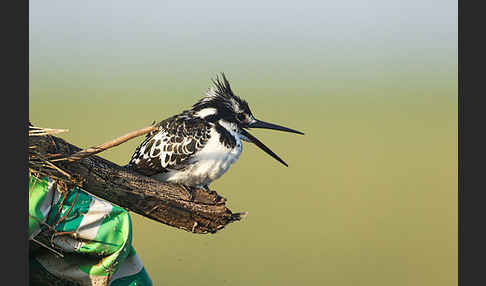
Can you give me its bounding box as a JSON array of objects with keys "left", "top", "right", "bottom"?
[
  {"left": 29, "top": 132, "right": 246, "bottom": 235},
  {"left": 29, "top": 126, "right": 247, "bottom": 286}
]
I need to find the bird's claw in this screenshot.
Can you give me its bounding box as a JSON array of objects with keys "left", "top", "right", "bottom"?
[{"left": 201, "top": 185, "right": 227, "bottom": 203}]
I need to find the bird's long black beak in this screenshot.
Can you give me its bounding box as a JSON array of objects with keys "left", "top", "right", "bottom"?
[
  {"left": 248, "top": 119, "right": 304, "bottom": 135},
  {"left": 240, "top": 119, "right": 304, "bottom": 167}
]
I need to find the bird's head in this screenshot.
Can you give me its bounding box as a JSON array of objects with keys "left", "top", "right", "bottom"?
[{"left": 192, "top": 73, "right": 304, "bottom": 167}]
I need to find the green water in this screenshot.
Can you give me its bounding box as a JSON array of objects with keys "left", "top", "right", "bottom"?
[
  {"left": 29, "top": 0, "right": 458, "bottom": 283},
  {"left": 30, "top": 77, "right": 457, "bottom": 285}
]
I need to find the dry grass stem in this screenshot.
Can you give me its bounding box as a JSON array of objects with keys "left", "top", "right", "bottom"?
[
  {"left": 51, "top": 125, "right": 158, "bottom": 162},
  {"left": 29, "top": 127, "right": 69, "bottom": 136}
]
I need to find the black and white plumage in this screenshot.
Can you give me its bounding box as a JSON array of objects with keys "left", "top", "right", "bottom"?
[{"left": 127, "top": 74, "right": 303, "bottom": 189}]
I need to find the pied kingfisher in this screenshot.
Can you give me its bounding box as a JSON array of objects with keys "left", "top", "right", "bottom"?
[{"left": 127, "top": 74, "right": 303, "bottom": 190}]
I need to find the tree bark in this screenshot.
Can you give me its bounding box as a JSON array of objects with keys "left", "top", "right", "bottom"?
[{"left": 29, "top": 134, "right": 246, "bottom": 235}]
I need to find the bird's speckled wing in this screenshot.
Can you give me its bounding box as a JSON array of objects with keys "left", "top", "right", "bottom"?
[{"left": 127, "top": 114, "right": 212, "bottom": 176}]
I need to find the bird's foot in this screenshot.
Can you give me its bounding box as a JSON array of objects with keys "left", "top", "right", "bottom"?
[
  {"left": 201, "top": 185, "right": 226, "bottom": 204},
  {"left": 181, "top": 184, "right": 226, "bottom": 204},
  {"left": 202, "top": 184, "right": 211, "bottom": 192},
  {"left": 202, "top": 184, "right": 217, "bottom": 196}
]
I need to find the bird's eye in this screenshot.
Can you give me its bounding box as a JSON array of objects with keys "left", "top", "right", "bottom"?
[{"left": 236, "top": 113, "right": 246, "bottom": 122}]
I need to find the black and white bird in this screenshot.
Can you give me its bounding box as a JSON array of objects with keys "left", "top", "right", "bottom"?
[{"left": 127, "top": 74, "right": 303, "bottom": 190}]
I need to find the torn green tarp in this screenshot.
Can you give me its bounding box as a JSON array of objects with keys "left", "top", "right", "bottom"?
[{"left": 29, "top": 175, "right": 152, "bottom": 286}]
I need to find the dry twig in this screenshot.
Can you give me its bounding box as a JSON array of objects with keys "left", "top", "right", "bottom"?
[{"left": 51, "top": 126, "right": 158, "bottom": 162}]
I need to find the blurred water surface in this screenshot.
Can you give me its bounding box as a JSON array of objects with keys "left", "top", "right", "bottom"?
[{"left": 30, "top": 1, "right": 457, "bottom": 285}]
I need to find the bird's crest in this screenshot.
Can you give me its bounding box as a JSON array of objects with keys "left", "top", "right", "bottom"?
[{"left": 192, "top": 73, "right": 250, "bottom": 115}]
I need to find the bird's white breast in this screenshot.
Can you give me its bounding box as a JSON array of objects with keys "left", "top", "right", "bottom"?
[{"left": 156, "top": 122, "right": 242, "bottom": 187}]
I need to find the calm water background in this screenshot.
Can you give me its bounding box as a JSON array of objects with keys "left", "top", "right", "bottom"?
[{"left": 30, "top": 1, "right": 457, "bottom": 285}]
